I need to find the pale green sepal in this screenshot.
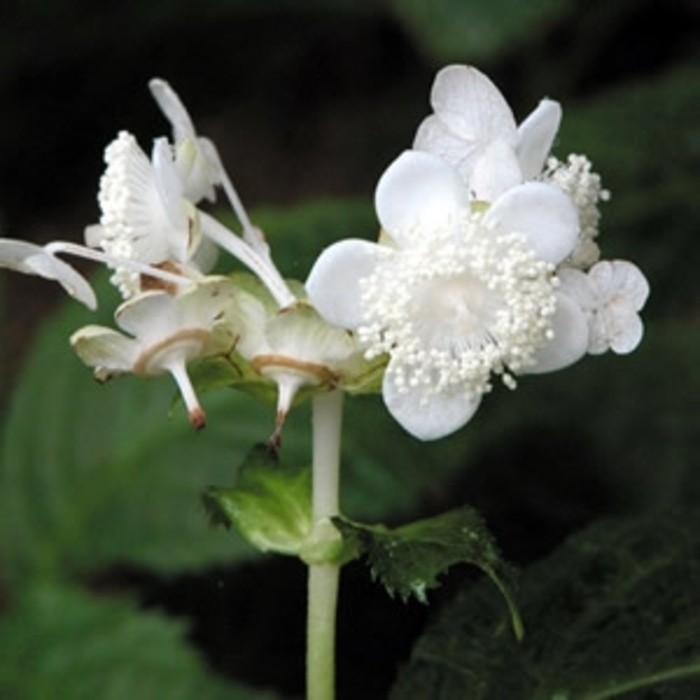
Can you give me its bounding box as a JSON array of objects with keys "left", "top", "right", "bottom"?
[{"left": 202, "top": 445, "right": 312, "bottom": 556}]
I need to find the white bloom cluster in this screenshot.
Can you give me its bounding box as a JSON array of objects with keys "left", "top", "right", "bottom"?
[
  {"left": 0, "top": 65, "right": 649, "bottom": 442},
  {"left": 307, "top": 64, "right": 649, "bottom": 440},
  {"left": 0, "top": 78, "right": 351, "bottom": 432}
]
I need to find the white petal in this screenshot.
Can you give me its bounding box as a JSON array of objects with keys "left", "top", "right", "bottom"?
[
  {"left": 557, "top": 266, "right": 595, "bottom": 310},
  {"left": 149, "top": 78, "right": 196, "bottom": 141},
  {"left": 84, "top": 224, "right": 104, "bottom": 248},
  {"left": 590, "top": 260, "right": 649, "bottom": 311},
  {"left": 151, "top": 138, "right": 194, "bottom": 263},
  {"left": 306, "top": 239, "right": 379, "bottom": 330},
  {"left": 115, "top": 291, "right": 180, "bottom": 341},
  {"left": 70, "top": 325, "right": 139, "bottom": 372},
  {"left": 607, "top": 308, "right": 644, "bottom": 354},
  {"left": 265, "top": 304, "right": 356, "bottom": 366},
  {"left": 517, "top": 99, "right": 562, "bottom": 180},
  {"left": 413, "top": 115, "right": 483, "bottom": 182},
  {"left": 484, "top": 182, "right": 579, "bottom": 264},
  {"left": 469, "top": 139, "right": 523, "bottom": 200},
  {"left": 382, "top": 363, "right": 482, "bottom": 441},
  {"left": 0, "top": 240, "right": 97, "bottom": 310},
  {"left": 524, "top": 292, "right": 589, "bottom": 374},
  {"left": 429, "top": 65, "right": 517, "bottom": 144},
  {"left": 375, "top": 150, "right": 469, "bottom": 241}
]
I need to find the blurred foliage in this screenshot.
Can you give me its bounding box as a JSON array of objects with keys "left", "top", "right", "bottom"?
[
  {"left": 0, "top": 582, "right": 271, "bottom": 699},
  {"left": 391, "top": 510, "right": 700, "bottom": 698},
  {"left": 0, "top": 0, "right": 698, "bottom": 697},
  {"left": 390, "top": 0, "right": 574, "bottom": 61}
]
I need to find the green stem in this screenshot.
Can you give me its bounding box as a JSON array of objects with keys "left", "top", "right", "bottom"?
[{"left": 307, "top": 390, "right": 344, "bottom": 700}]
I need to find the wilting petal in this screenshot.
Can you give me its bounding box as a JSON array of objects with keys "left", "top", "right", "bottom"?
[
  {"left": 0, "top": 239, "right": 97, "bottom": 309},
  {"left": 429, "top": 65, "right": 517, "bottom": 144},
  {"left": 306, "top": 239, "right": 379, "bottom": 330},
  {"left": 524, "top": 292, "right": 589, "bottom": 374},
  {"left": 382, "top": 362, "right": 482, "bottom": 441},
  {"left": 484, "top": 182, "right": 579, "bottom": 264},
  {"left": 375, "top": 150, "right": 469, "bottom": 242},
  {"left": 517, "top": 99, "right": 562, "bottom": 180}
]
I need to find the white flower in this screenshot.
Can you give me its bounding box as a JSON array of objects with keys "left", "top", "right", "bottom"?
[
  {"left": 86, "top": 131, "right": 208, "bottom": 298},
  {"left": 0, "top": 239, "right": 96, "bottom": 309},
  {"left": 414, "top": 65, "right": 611, "bottom": 270},
  {"left": 414, "top": 64, "right": 562, "bottom": 200},
  {"left": 558, "top": 261, "right": 650, "bottom": 355},
  {"left": 307, "top": 150, "right": 584, "bottom": 440},
  {"left": 70, "top": 277, "right": 238, "bottom": 429},
  {"left": 149, "top": 78, "right": 222, "bottom": 204}
]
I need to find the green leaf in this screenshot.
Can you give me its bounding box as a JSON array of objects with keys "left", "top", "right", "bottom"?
[
  {"left": 0, "top": 582, "right": 275, "bottom": 700},
  {"left": 391, "top": 509, "right": 700, "bottom": 699},
  {"left": 334, "top": 507, "right": 522, "bottom": 637},
  {"left": 202, "top": 445, "right": 313, "bottom": 556},
  {"left": 389, "top": 0, "right": 573, "bottom": 61}
]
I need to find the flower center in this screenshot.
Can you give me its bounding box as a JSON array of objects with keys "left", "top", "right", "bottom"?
[
  {"left": 357, "top": 212, "right": 557, "bottom": 398},
  {"left": 410, "top": 273, "right": 497, "bottom": 350}
]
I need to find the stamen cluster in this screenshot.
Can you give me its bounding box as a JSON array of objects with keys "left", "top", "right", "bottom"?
[{"left": 357, "top": 211, "right": 557, "bottom": 400}]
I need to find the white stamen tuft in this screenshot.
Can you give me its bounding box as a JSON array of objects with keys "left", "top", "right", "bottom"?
[
  {"left": 357, "top": 209, "right": 557, "bottom": 402},
  {"left": 542, "top": 154, "right": 609, "bottom": 269}
]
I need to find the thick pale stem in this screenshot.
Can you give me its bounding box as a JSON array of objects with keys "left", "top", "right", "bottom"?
[
  {"left": 198, "top": 212, "right": 296, "bottom": 308},
  {"left": 307, "top": 390, "right": 344, "bottom": 700}
]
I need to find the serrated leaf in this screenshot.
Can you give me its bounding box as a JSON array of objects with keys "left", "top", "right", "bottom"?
[
  {"left": 334, "top": 507, "right": 522, "bottom": 637},
  {"left": 0, "top": 582, "right": 275, "bottom": 700},
  {"left": 391, "top": 509, "right": 700, "bottom": 699},
  {"left": 202, "top": 444, "right": 312, "bottom": 556}
]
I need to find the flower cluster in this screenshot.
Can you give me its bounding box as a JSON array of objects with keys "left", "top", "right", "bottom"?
[
  {"left": 0, "top": 79, "right": 367, "bottom": 434},
  {"left": 0, "top": 65, "right": 648, "bottom": 443},
  {"left": 307, "top": 65, "right": 648, "bottom": 440}
]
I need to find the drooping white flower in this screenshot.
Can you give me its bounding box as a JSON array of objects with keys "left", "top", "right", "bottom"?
[
  {"left": 86, "top": 131, "right": 207, "bottom": 298},
  {"left": 307, "top": 150, "right": 584, "bottom": 440},
  {"left": 150, "top": 78, "right": 270, "bottom": 259},
  {"left": 0, "top": 239, "right": 97, "bottom": 309},
  {"left": 86, "top": 127, "right": 294, "bottom": 309},
  {"left": 413, "top": 64, "right": 562, "bottom": 200},
  {"left": 226, "top": 281, "right": 370, "bottom": 446},
  {"left": 558, "top": 261, "right": 650, "bottom": 355},
  {"left": 149, "top": 78, "right": 222, "bottom": 204},
  {"left": 70, "top": 277, "right": 239, "bottom": 429}
]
